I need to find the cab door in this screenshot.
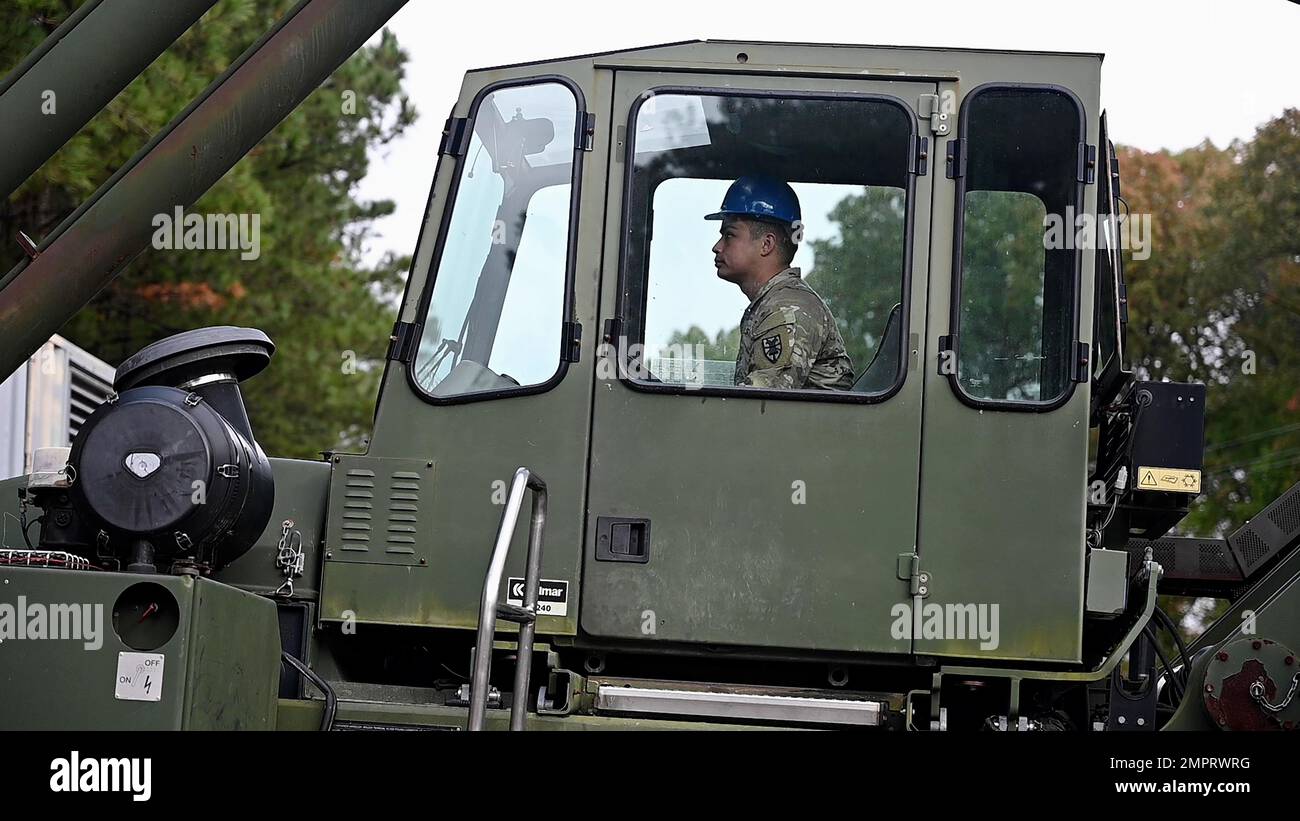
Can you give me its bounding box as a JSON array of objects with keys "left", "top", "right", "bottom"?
[
  {"left": 914, "top": 81, "right": 1098, "bottom": 662},
  {"left": 344, "top": 65, "right": 606, "bottom": 635},
  {"left": 581, "top": 71, "right": 937, "bottom": 654}
]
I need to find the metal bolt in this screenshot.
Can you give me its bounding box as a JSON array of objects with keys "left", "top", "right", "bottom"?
[
  {"left": 325, "top": 551, "right": 333, "bottom": 559},
  {"left": 1218, "top": 717, "right": 1227, "bottom": 726},
  {"left": 917, "top": 586, "right": 928, "bottom": 595},
  {"left": 1205, "top": 684, "right": 1215, "bottom": 693},
  {"left": 1118, "top": 715, "right": 1126, "bottom": 724},
  {"left": 1217, "top": 652, "right": 1229, "bottom": 662},
  {"left": 1136, "top": 717, "right": 1145, "bottom": 726},
  {"left": 1285, "top": 656, "right": 1294, "bottom": 666},
  {"left": 1252, "top": 640, "right": 1262, "bottom": 650},
  {"left": 419, "top": 558, "right": 427, "bottom": 565}
]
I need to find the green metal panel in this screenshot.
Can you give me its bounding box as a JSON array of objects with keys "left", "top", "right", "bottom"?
[
  {"left": 323, "top": 455, "right": 435, "bottom": 566},
  {"left": 0, "top": 568, "right": 279, "bottom": 729},
  {"left": 914, "top": 65, "right": 1101, "bottom": 663},
  {"left": 581, "top": 71, "right": 936, "bottom": 654},
  {"left": 214, "top": 456, "right": 331, "bottom": 599}
]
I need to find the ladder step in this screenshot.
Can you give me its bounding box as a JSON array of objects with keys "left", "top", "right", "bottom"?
[{"left": 495, "top": 602, "right": 536, "bottom": 624}]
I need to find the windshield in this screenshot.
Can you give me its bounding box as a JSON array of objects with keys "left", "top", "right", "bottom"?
[{"left": 413, "top": 81, "right": 578, "bottom": 398}]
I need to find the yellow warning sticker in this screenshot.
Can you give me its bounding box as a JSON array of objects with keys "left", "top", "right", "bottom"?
[{"left": 1136, "top": 466, "right": 1201, "bottom": 494}]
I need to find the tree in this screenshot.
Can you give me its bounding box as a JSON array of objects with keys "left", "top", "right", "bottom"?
[
  {"left": 1, "top": 0, "right": 415, "bottom": 458},
  {"left": 1119, "top": 113, "right": 1300, "bottom": 537},
  {"left": 807, "top": 186, "right": 906, "bottom": 379}
]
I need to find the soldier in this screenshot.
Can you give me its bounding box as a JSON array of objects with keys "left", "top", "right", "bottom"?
[{"left": 706, "top": 175, "right": 854, "bottom": 390}]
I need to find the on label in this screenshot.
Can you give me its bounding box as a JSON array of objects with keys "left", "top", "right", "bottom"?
[{"left": 115, "top": 652, "right": 165, "bottom": 702}]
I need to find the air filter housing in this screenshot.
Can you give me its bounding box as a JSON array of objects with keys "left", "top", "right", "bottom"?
[{"left": 62, "top": 327, "right": 275, "bottom": 574}]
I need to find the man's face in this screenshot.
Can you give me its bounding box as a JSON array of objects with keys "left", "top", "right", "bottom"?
[{"left": 711, "top": 217, "right": 764, "bottom": 285}]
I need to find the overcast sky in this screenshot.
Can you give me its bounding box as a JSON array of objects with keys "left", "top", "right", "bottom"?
[{"left": 355, "top": 0, "right": 1299, "bottom": 267}]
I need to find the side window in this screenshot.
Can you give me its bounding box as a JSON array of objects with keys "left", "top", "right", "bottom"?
[
  {"left": 622, "top": 92, "right": 915, "bottom": 396},
  {"left": 1093, "top": 127, "right": 1119, "bottom": 382},
  {"left": 1092, "top": 119, "right": 1131, "bottom": 413},
  {"left": 952, "top": 86, "right": 1084, "bottom": 405},
  {"left": 413, "top": 81, "right": 578, "bottom": 399}
]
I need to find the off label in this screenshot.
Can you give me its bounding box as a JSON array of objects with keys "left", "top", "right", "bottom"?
[
  {"left": 506, "top": 578, "right": 568, "bottom": 617},
  {"left": 1136, "top": 466, "right": 1202, "bottom": 494},
  {"left": 115, "top": 652, "right": 165, "bottom": 702}
]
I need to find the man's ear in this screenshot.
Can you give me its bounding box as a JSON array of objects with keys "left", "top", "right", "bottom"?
[{"left": 759, "top": 229, "right": 778, "bottom": 258}]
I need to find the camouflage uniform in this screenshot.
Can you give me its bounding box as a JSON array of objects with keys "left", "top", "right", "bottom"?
[{"left": 734, "top": 267, "right": 854, "bottom": 390}]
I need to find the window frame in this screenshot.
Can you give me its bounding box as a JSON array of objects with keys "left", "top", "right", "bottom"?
[
  {"left": 406, "top": 74, "right": 588, "bottom": 406},
  {"left": 612, "top": 85, "right": 922, "bottom": 404},
  {"left": 944, "top": 81, "right": 1089, "bottom": 413}
]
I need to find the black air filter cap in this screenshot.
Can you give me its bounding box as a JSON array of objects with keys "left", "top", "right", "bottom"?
[{"left": 114, "top": 326, "right": 274, "bottom": 390}]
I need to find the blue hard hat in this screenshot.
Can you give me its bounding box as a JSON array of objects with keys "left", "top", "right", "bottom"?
[{"left": 704, "top": 175, "right": 801, "bottom": 226}]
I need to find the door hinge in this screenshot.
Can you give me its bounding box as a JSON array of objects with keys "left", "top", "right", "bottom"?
[
  {"left": 910, "top": 135, "right": 931, "bottom": 176},
  {"left": 562, "top": 321, "right": 583, "bottom": 363},
  {"left": 1078, "top": 142, "right": 1097, "bottom": 184},
  {"left": 897, "top": 552, "right": 930, "bottom": 598},
  {"left": 387, "top": 320, "right": 420, "bottom": 362},
  {"left": 936, "top": 334, "right": 955, "bottom": 376},
  {"left": 439, "top": 116, "right": 472, "bottom": 157},
  {"left": 1073, "top": 341, "right": 1091, "bottom": 383},
  {"left": 602, "top": 316, "right": 623, "bottom": 346},
  {"left": 945, "top": 138, "right": 966, "bottom": 179},
  {"left": 917, "top": 93, "right": 951, "bottom": 136},
  {"left": 577, "top": 112, "right": 597, "bottom": 152}
]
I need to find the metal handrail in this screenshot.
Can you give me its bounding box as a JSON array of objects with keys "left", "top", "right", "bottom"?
[{"left": 467, "top": 467, "right": 547, "bottom": 731}]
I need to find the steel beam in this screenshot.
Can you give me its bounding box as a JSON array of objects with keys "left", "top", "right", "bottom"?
[
  {"left": 0, "top": 0, "right": 409, "bottom": 379},
  {"left": 0, "top": 0, "right": 220, "bottom": 199}
]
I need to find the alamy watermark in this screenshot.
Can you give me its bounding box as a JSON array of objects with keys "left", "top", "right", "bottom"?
[
  {"left": 0, "top": 597, "right": 103, "bottom": 650},
  {"left": 50, "top": 751, "right": 151, "bottom": 802},
  {"left": 890, "top": 600, "right": 1000, "bottom": 650},
  {"left": 595, "top": 336, "right": 713, "bottom": 389},
  {"left": 151, "top": 206, "right": 261, "bottom": 260},
  {"left": 1044, "top": 207, "right": 1151, "bottom": 261}
]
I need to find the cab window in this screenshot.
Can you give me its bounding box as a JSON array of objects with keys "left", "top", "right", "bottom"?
[
  {"left": 951, "top": 85, "right": 1084, "bottom": 406},
  {"left": 413, "top": 81, "right": 578, "bottom": 400},
  {"left": 621, "top": 91, "right": 915, "bottom": 396}
]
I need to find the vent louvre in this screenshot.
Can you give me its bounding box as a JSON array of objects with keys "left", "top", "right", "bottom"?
[
  {"left": 325, "top": 457, "right": 432, "bottom": 567},
  {"left": 385, "top": 471, "right": 421, "bottom": 554},
  {"left": 341, "top": 469, "right": 376, "bottom": 552},
  {"left": 67, "top": 362, "right": 112, "bottom": 442}
]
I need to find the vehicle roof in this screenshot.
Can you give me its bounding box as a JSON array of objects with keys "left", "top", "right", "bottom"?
[{"left": 469, "top": 38, "right": 1105, "bottom": 74}]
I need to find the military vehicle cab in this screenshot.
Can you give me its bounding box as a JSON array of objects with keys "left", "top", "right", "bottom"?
[{"left": 5, "top": 39, "right": 1299, "bottom": 732}]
